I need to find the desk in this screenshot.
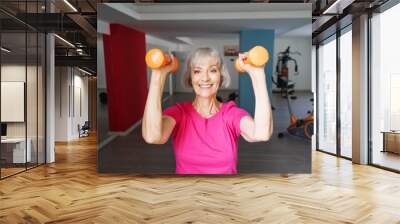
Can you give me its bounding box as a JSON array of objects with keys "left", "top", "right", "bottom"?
[
  {"left": 381, "top": 131, "right": 400, "bottom": 154},
  {"left": 1, "top": 138, "right": 31, "bottom": 163}
]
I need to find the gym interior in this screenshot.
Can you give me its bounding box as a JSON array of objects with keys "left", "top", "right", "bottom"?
[
  {"left": 97, "top": 3, "right": 312, "bottom": 173},
  {"left": 0, "top": 0, "right": 400, "bottom": 223}
]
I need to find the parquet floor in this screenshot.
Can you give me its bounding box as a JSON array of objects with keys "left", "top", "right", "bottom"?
[{"left": 1, "top": 135, "right": 400, "bottom": 223}]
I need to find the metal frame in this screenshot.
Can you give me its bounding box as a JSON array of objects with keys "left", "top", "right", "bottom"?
[
  {"left": 315, "top": 20, "right": 353, "bottom": 160},
  {"left": 336, "top": 23, "right": 341, "bottom": 157},
  {"left": 315, "top": 44, "right": 319, "bottom": 151},
  {"left": 367, "top": 10, "right": 373, "bottom": 166},
  {"left": 0, "top": 0, "right": 47, "bottom": 180}
]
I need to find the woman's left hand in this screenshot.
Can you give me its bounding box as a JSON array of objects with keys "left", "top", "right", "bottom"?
[{"left": 238, "top": 53, "right": 266, "bottom": 78}]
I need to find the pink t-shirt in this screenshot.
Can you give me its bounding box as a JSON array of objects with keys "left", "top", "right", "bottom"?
[{"left": 162, "top": 101, "right": 249, "bottom": 174}]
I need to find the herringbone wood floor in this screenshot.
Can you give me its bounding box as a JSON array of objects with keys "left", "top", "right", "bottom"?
[{"left": 1, "top": 135, "right": 400, "bottom": 224}]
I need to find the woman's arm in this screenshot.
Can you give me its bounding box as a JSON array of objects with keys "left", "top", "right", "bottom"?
[
  {"left": 238, "top": 54, "right": 273, "bottom": 142},
  {"left": 142, "top": 66, "right": 176, "bottom": 144}
]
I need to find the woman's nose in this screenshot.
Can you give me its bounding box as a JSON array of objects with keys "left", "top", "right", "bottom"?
[{"left": 200, "top": 72, "right": 210, "bottom": 81}]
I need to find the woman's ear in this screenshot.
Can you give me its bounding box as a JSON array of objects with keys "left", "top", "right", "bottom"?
[{"left": 219, "top": 74, "right": 224, "bottom": 87}]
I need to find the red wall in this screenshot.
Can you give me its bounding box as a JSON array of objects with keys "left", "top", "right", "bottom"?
[{"left": 103, "top": 24, "right": 148, "bottom": 132}]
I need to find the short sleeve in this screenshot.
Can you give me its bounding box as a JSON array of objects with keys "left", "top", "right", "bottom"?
[
  {"left": 224, "top": 101, "right": 250, "bottom": 136},
  {"left": 162, "top": 103, "right": 183, "bottom": 124}
]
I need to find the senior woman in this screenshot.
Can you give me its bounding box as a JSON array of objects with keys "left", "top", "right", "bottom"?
[{"left": 142, "top": 47, "right": 273, "bottom": 174}]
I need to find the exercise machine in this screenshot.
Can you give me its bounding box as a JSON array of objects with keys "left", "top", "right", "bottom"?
[
  {"left": 78, "top": 121, "right": 90, "bottom": 138},
  {"left": 274, "top": 46, "right": 314, "bottom": 140},
  {"left": 277, "top": 95, "right": 314, "bottom": 140},
  {"left": 273, "top": 46, "right": 300, "bottom": 99}
]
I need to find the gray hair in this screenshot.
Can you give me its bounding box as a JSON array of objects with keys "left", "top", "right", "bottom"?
[{"left": 182, "top": 47, "right": 231, "bottom": 89}]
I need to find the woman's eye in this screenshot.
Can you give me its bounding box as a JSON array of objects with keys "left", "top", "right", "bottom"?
[
  {"left": 210, "top": 69, "right": 217, "bottom": 73},
  {"left": 194, "top": 70, "right": 200, "bottom": 74}
]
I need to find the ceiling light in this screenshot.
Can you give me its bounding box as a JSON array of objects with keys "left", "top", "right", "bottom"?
[
  {"left": 63, "top": 0, "right": 78, "bottom": 12},
  {"left": 176, "top": 36, "right": 193, "bottom": 45},
  {"left": 54, "top": 34, "right": 75, "bottom": 48},
  {"left": 322, "top": 0, "right": 355, "bottom": 15},
  {"left": 78, "top": 67, "right": 93, "bottom": 76},
  {"left": 322, "top": 0, "right": 340, "bottom": 14},
  {"left": 1, "top": 47, "right": 11, "bottom": 53}
]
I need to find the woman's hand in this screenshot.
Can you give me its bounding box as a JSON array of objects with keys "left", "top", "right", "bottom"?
[
  {"left": 238, "top": 53, "right": 265, "bottom": 78},
  {"left": 151, "top": 54, "right": 177, "bottom": 77}
]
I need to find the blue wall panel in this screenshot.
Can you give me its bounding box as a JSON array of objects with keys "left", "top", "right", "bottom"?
[{"left": 239, "top": 30, "right": 274, "bottom": 115}]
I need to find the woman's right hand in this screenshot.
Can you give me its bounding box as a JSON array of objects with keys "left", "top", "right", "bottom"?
[{"left": 151, "top": 54, "right": 177, "bottom": 77}]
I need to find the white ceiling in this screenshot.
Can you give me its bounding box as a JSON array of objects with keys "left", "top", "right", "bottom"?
[{"left": 98, "top": 3, "right": 312, "bottom": 43}]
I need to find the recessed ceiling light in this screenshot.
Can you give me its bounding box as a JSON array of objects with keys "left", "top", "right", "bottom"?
[
  {"left": 78, "top": 67, "right": 93, "bottom": 76},
  {"left": 322, "top": 0, "right": 352, "bottom": 15},
  {"left": 63, "top": 0, "right": 78, "bottom": 12},
  {"left": 54, "top": 34, "right": 75, "bottom": 48},
  {"left": 1, "top": 47, "right": 11, "bottom": 53}
]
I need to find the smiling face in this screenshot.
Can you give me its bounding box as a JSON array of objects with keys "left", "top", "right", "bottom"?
[{"left": 190, "top": 56, "right": 221, "bottom": 99}]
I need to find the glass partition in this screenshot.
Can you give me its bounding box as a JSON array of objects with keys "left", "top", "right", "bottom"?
[
  {"left": 339, "top": 27, "right": 352, "bottom": 158},
  {"left": 317, "top": 35, "right": 337, "bottom": 155},
  {"left": 0, "top": 1, "right": 46, "bottom": 179},
  {"left": 371, "top": 3, "right": 400, "bottom": 171},
  {"left": 1, "top": 30, "right": 28, "bottom": 177}
]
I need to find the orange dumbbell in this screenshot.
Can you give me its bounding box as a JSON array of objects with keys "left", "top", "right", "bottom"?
[
  {"left": 145, "top": 48, "right": 179, "bottom": 73},
  {"left": 235, "top": 46, "right": 269, "bottom": 73}
]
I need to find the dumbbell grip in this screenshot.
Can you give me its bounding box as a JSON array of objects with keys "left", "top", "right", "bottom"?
[
  {"left": 146, "top": 48, "right": 178, "bottom": 73},
  {"left": 235, "top": 46, "right": 269, "bottom": 73},
  {"left": 241, "top": 55, "right": 251, "bottom": 64},
  {"left": 161, "top": 54, "right": 173, "bottom": 67}
]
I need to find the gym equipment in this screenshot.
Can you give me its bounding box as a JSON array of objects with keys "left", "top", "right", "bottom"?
[
  {"left": 277, "top": 96, "right": 314, "bottom": 140},
  {"left": 78, "top": 121, "right": 90, "bottom": 138},
  {"left": 235, "top": 46, "right": 269, "bottom": 73},
  {"left": 228, "top": 92, "right": 239, "bottom": 102},
  {"left": 273, "top": 46, "right": 300, "bottom": 99},
  {"left": 145, "top": 48, "right": 179, "bottom": 73},
  {"left": 273, "top": 46, "right": 314, "bottom": 140}
]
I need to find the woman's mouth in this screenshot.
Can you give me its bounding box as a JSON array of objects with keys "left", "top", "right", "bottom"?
[{"left": 199, "top": 84, "right": 213, "bottom": 89}]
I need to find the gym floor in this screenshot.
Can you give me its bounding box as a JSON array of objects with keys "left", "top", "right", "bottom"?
[{"left": 98, "top": 90, "right": 313, "bottom": 174}]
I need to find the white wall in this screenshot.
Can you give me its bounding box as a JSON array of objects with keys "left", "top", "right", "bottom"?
[
  {"left": 55, "top": 67, "right": 89, "bottom": 141},
  {"left": 55, "top": 67, "right": 69, "bottom": 141},
  {"left": 273, "top": 36, "right": 312, "bottom": 91}
]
